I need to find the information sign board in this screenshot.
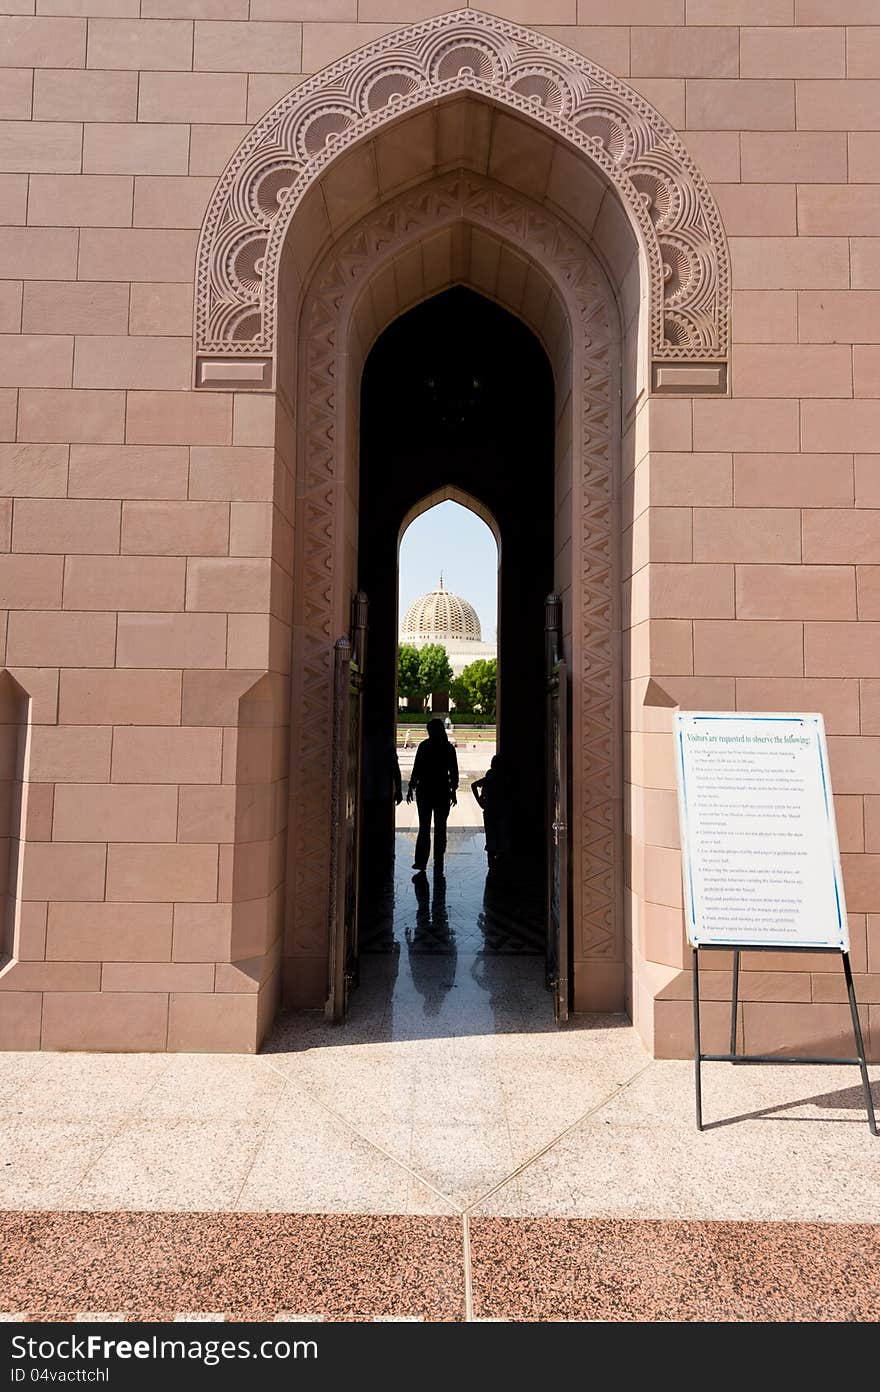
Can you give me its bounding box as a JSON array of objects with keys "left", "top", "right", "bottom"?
[{"left": 674, "top": 712, "right": 848, "bottom": 951}]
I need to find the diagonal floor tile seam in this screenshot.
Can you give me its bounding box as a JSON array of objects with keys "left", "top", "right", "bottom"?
[
  {"left": 256, "top": 1052, "right": 525, "bottom": 1215},
  {"left": 126, "top": 1055, "right": 176, "bottom": 1105},
  {"left": 1, "top": 1057, "right": 50, "bottom": 1111},
  {"left": 461, "top": 1059, "right": 656, "bottom": 1215},
  {"left": 226, "top": 1066, "right": 348, "bottom": 1213},
  {"left": 52, "top": 1101, "right": 166, "bottom": 1208},
  {"left": 13, "top": 832, "right": 876, "bottom": 1224},
  {"left": 261, "top": 1050, "right": 656, "bottom": 1218},
  {"left": 258, "top": 1056, "right": 458, "bottom": 1214},
  {"left": 49, "top": 1054, "right": 271, "bottom": 1212}
]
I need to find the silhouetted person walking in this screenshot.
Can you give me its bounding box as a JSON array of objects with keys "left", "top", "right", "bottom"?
[
  {"left": 407, "top": 717, "right": 458, "bottom": 874},
  {"left": 472, "top": 753, "right": 512, "bottom": 867}
]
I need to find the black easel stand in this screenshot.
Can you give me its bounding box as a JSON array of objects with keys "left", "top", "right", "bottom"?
[{"left": 692, "top": 944, "right": 877, "bottom": 1135}]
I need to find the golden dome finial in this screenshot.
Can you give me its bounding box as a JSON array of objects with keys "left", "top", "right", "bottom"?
[{"left": 439, "top": 571, "right": 443, "bottom": 590}]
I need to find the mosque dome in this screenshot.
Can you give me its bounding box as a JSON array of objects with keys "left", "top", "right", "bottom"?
[{"left": 401, "top": 574, "right": 482, "bottom": 644}]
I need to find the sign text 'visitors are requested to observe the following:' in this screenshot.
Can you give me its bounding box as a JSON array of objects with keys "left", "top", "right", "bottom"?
[{"left": 674, "top": 712, "right": 848, "bottom": 952}]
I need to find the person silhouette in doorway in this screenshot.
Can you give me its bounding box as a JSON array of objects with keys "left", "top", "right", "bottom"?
[
  {"left": 361, "top": 718, "right": 403, "bottom": 884},
  {"left": 407, "top": 716, "right": 458, "bottom": 875},
  {"left": 472, "top": 754, "right": 512, "bottom": 868}
]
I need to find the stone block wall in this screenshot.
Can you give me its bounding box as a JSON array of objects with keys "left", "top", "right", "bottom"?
[{"left": 0, "top": 1, "right": 878, "bottom": 1055}]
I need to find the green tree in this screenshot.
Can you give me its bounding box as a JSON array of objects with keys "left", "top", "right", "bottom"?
[
  {"left": 397, "top": 643, "right": 424, "bottom": 706},
  {"left": 417, "top": 643, "right": 454, "bottom": 698},
  {"left": 457, "top": 658, "right": 497, "bottom": 717},
  {"left": 448, "top": 673, "right": 471, "bottom": 711}
]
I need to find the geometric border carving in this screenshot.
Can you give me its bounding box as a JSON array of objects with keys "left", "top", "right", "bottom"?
[
  {"left": 288, "top": 170, "right": 622, "bottom": 974},
  {"left": 194, "top": 7, "right": 729, "bottom": 391}
]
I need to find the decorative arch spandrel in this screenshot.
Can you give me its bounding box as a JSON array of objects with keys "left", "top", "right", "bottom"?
[{"left": 194, "top": 8, "right": 730, "bottom": 395}]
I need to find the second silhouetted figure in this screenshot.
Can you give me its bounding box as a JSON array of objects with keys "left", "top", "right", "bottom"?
[{"left": 407, "top": 716, "right": 459, "bottom": 875}]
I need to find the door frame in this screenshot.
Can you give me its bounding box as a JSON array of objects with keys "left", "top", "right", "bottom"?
[{"left": 285, "top": 171, "right": 623, "bottom": 1015}]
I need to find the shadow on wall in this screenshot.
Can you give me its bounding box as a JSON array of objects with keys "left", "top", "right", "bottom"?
[
  {"left": 0, "top": 671, "right": 29, "bottom": 969},
  {"left": 227, "top": 672, "right": 288, "bottom": 1020}
]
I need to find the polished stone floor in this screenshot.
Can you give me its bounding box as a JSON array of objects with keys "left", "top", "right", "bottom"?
[
  {"left": 359, "top": 827, "right": 546, "bottom": 956},
  {"left": 1, "top": 831, "right": 877, "bottom": 1229},
  {"left": 2, "top": 830, "right": 878, "bottom": 1320}
]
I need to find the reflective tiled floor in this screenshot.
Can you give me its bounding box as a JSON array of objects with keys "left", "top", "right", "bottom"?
[
  {"left": 260, "top": 833, "right": 602, "bottom": 1209},
  {"left": 347, "top": 829, "right": 551, "bottom": 1043},
  {"left": 360, "top": 828, "right": 546, "bottom": 955}
]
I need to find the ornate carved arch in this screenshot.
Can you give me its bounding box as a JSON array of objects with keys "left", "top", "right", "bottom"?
[
  {"left": 194, "top": 7, "right": 729, "bottom": 393},
  {"left": 287, "top": 170, "right": 622, "bottom": 985}
]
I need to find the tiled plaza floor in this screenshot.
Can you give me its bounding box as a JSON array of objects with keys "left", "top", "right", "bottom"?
[
  {"left": 1, "top": 832, "right": 878, "bottom": 1321},
  {"left": 2, "top": 1214, "right": 879, "bottom": 1322}
]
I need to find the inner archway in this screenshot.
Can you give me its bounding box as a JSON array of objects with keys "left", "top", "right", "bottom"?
[
  {"left": 364, "top": 289, "right": 552, "bottom": 830},
  {"left": 397, "top": 500, "right": 499, "bottom": 731},
  {"left": 355, "top": 290, "right": 556, "bottom": 1012},
  {"left": 362, "top": 287, "right": 552, "bottom": 912}
]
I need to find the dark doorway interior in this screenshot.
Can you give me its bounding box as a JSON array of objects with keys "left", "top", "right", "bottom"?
[{"left": 357, "top": 287, "right": 555, "bottom": 900}]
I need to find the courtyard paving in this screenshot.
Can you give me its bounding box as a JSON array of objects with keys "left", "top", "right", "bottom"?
[{"left": 1, "top": 831, "right": 878, "bottom": 1321}]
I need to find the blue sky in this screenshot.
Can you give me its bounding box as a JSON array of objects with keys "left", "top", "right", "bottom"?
[{"left": 398, "top": 501, "right": 498, "bottom": 642}]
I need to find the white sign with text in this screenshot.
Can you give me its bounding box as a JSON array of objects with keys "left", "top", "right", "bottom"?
[{"left": 674, "top": 712, "right": 848, "bottom": 951}]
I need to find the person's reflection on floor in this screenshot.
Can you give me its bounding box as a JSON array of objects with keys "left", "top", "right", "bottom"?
[
  {"left": 476, "top": 851, "right": 544, "bottom": 954},
  {"left": 471, "top": 871, "right": 517, "bottom": 1016},
  {"left": 405, "top": 870, "right": 457, "bottom": 1016},
  {"left": 478, "top": 857, "right": 510, "bottom": 952}
]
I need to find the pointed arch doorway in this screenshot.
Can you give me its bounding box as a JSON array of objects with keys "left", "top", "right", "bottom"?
[
  {"left": 192, "top": 9, "right": 732, "bottom": 1051},
  {"left": 361, "top": 288, "right": 551, "bottom": 860},
  {"left": 354, "top": 290, "right": 556, "bottom": 1017},
  {"left": 288, "top": 178, "right": 622, "bottom": 1022}
]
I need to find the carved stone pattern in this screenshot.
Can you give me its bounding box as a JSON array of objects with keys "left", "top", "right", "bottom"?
[
  {"left": 195, "top": 7, "right": 729, "bottom": 369},
  {"left": 290, "top": 171, "right": 620, "bottom": 966},
  {"left": 576, "top": 292, "right": 619, "bottom": 961}
]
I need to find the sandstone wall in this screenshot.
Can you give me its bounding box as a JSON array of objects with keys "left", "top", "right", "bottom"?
[{"left": 0, "top": 1, "right": 878, "bottom": 1055}]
